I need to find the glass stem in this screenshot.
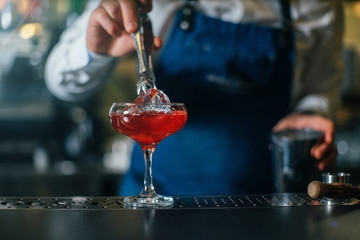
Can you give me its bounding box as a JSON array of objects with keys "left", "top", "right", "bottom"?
[{"left": 141, "top": 147, "right": 156, "bottom": 197}]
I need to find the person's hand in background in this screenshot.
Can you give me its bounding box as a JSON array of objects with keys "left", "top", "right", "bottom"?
[{"left": 273, "top": 113, "right": 337, "bottom": 171}]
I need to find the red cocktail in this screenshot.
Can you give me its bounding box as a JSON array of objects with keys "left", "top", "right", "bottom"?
[
  {"left": 110, "top": 108, "right": 187, "bottom": 149},
  {"left": 109, "top": 103, "right": 187, "bottom": 207}
]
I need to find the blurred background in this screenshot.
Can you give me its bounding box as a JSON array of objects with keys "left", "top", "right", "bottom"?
[
  {"left": 0, "top": 0, "right": 360, "bottom": 196},
  {"left": 0, "top": 0, "right": 137, "bottom": 196}
]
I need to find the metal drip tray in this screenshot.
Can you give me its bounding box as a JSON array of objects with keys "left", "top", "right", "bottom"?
[
  {"left": 0, "top": 194, "right": 356, "bottom": 210},
  {"left": 0, "top": 197, "right": 122, "bottom": 210},
  {"left": 175, "top": 194, "right": 358, "bottom": 208}
]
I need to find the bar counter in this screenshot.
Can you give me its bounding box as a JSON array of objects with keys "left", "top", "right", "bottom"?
[{"left": 0, "top": 193, "right": 359, "bottom": 240}]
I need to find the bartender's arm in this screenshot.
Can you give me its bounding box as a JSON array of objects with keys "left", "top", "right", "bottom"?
[
  {"left": 45, "top": 0, "right": 159, "bottom": 102},
  {"left": 273, "top": 0, "right": 344, "bottom": 171}
]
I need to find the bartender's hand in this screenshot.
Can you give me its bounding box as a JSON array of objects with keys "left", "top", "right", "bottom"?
[
  {"left": 272, "top": 113, "right": 337, "bottom": 171},
  {"left": 87, "top": 0, "right": 162, "bottom": 56}
]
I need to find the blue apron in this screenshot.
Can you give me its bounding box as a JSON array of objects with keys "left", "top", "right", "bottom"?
[{"left": 120, "top": 0, "right": 294, "bottom": 195}]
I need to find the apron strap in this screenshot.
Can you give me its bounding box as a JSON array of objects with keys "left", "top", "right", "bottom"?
[
  {"left": 280, "top": 0, "right": 292, "bottom": 28},
  {"left": 179, "top": 0, "right": 197, "bottom": 31},
  {"left": 279, "top": 0, "right": 292, "bottom": 48}
]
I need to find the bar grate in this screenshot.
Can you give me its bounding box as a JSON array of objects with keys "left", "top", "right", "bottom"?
[
  {"left": 174, "top": 194, "right": 357, "bottom": 208},
  {"left": 0, "top": 194, "right": 357, "bottom": 210}
]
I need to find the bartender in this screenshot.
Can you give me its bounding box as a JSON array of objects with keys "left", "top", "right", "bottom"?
[{"left": 45, "top": 0, "right": 343, "bottom": 195}]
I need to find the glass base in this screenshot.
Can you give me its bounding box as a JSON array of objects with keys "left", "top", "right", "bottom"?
[{"left": 124, "top": 194, "right": 174, "bottom": 208}]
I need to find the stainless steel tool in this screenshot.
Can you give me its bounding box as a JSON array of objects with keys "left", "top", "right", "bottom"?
[{"left": 131, "top": 12, "right": 156, "bottom": 95}]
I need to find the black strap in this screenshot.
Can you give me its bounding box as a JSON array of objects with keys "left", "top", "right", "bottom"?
[
  {"left": 280, "top": 0, "right": 292, "bottom": 29},
  {"left": 179, "top": 0, "right": 197, "bottom": 31},
  {"left": 279, "top": 0, "right": 292, "bottom": 48}
]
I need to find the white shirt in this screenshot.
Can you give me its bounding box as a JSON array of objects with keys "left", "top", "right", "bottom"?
[{"left": 45, "top": 0, "right": 344, "bottom": 121}]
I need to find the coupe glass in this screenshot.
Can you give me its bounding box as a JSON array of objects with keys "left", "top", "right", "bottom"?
[{"left": 109, "top": 102, "right": 188, "bottom": 208}]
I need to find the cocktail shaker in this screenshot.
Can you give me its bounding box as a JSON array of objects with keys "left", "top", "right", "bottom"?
[{"left": 271, "top": 128, "right": 324, "bottom": 193}]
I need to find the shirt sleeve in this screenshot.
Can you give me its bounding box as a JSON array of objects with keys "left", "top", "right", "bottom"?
[
  {"left": 290, "top": 0, "right": 344, "bottom": 121},
  {"left": 44, "top": 0, "right": 117, "bottom": 102}
]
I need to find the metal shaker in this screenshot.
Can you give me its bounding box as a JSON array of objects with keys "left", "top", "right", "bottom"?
[{"left": 270, "top": 129, "right": 324, "bottom": 193}]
